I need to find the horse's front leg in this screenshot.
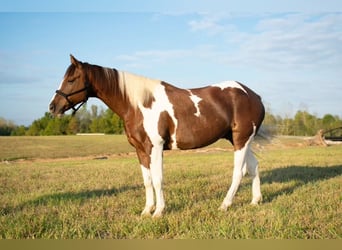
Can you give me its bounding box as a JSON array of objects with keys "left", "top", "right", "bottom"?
[
  {"left": 138, "top": 144, "right": 165, "bottom": 218},
  {"left": 140, "top": 165, "right": 155, "bottom": 216},
  {"left": 150, "top": 144, "right": 165, "bottom": 218}
]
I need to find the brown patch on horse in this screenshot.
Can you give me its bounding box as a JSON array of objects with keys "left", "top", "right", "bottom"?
[
  {"left": 142, "top": 94, "right": 155, "bottom": 109},
  {"left": 124, "top": 109, "right": 153, "bottom": 168},
  {"left": 158, "top": 111, "right": 176, "bottom": 150}
]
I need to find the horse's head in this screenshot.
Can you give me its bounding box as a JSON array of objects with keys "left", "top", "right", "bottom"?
[{"left": 49, "top": 55, "right": 90, "bottom": 116}]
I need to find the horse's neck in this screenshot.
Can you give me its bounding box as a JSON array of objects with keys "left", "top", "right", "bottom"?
[{"left": 89, "top": 67, "right": 132, "bottom": 118}]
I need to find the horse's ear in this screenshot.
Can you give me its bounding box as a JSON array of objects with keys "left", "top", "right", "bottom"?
[{"left": 70, "top": 54, "right": 81, "bottom": 68}]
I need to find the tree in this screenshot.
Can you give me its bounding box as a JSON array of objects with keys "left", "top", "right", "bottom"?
[
  {"left": 0, "top": 117, "right": 16, "bottom": 135},
  {"left": 11, "top": 125, "right": 27, "bottom": 136},
  {"left": 89, "top": 108, "right": 124, "bottom": 134},
  {"left": 43, "top": 116, "right": 71, "bottom": 135},
  {"left": 26, "top": 113, "right": 52, "bottom": 136},
  {"left": 67, "top": 116, "right": 79, "bottom": 134},
  {"left": 90, "top": 105, "right": 98, "bottom": 119},
  {"left": 75, "top": 105, "right": 92, "bottom": 133},
  {"left": 322, "top": 114, "right": 336, "bottom": 130},
  {"left": 111, "top": 111, "right": 124, "bottom": 134}
]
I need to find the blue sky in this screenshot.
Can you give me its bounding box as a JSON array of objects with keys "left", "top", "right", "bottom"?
[{"left": 1, "top": 1, "right": 342, "bottom": 125}]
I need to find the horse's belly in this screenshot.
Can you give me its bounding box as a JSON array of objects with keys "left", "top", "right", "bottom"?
[{"left": 174, "top": 118, "right": 229, "bottom": 150}]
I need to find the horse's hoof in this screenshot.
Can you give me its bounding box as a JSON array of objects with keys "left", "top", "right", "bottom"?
[
  {"left": 141, "top": 211, "right": 152, "bottom": 217},
  {"left": 218, "top": 204, "right": 228, "bottom": 212},
  {"left": 251, "top": 195, "right": 262, "bottom": 205},
  {"left": 152, "top": 209, "right": 164, "bottom": 218}
]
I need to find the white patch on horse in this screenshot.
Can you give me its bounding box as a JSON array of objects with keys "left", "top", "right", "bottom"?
[
  {"left": 139, "top": 84, "right": 178, "bottom": 148},
  {"left": 212, "top": 81, "right": 247, "bottom": 94},
  {"left": 49, "top": 78, "right": 65, "bottom": 105},
  {"left": 188, "top": 90, "right": 202, "bottom": 117},
  {"left": 118, "top": 71, "right": 159, "bottom": 108},
  {"left": 140, "top": 165, "right": 154, "bottom": 216}
]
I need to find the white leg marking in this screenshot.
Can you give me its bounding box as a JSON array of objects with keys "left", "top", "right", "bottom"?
[
  {"left": 242, "top": 162, "right": 248, "bottom": 176},
  {"left": 149, "top": 144, "right": 165, "bottom": 218},
  {"left": 219, "top": 144, "right": 248, "bottom": 210},
  {"left": 219, "top": 125, "right": 256, "bottom": 211},
  {"left": 246, "top": 150, "right": 262, "bottom": 205},
  {"left": 140, "top": 165, "right": 154, "bottom": 216},
  {"left": 188, "top": 90, "right": 202, "bottom": 117}
]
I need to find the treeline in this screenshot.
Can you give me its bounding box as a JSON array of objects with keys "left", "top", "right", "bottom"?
[
  {"left": 1, "top": 105, "right": 124, "bottom": 136},
  {"left": 264, "top": 110, "right": 341, "bottom": 136},
  {"left": 1, "top": 105, "right": 341, "bottom": 136}
]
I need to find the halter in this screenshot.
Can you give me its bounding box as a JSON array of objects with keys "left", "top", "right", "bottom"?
[{"left": 55, "top": 81, "right": 90, "bottom": 115}]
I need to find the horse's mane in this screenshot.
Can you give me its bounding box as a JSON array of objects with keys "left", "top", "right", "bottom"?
[
  {"left": 84, "top": 63, "right": 159, "bottom": 108},
  {"left": 117, "top": 71, "right": 159, "bottom": 107}
]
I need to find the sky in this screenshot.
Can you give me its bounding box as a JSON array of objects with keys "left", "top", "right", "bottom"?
[{"left": 1, "top": 1, "right": 342, "bottom": 126}]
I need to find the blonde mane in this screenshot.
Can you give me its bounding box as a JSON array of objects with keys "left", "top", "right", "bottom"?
[
  {"left": 117, "top": 71, "right": 160, "bottom": 108},
  {"left": 86, "top": 65, "right": 160, "bottom": 108}
]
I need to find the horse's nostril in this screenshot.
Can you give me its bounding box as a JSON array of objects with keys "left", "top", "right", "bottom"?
[{"left": 49, "top": 103, "right": 55, "bottom": 113}]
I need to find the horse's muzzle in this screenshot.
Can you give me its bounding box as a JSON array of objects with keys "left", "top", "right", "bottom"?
[
  {"left": 49, "top": 103, "right": 55, "bottom": 114},
  {"left": 49, "top": 101, "right": 65, "bottom": 116}
]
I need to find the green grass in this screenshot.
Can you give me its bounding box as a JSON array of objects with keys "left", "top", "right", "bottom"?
[{"left": 0, "top": 136, "right": 341, "bottom": 238}]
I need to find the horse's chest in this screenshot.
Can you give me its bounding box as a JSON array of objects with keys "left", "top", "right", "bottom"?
[{"left": 138, "top": 88, "right": 178, "bottom": 149}]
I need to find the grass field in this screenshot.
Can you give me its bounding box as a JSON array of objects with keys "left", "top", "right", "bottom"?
[{"left": 0, "top": 135, "right": 341, "bottom": 239}]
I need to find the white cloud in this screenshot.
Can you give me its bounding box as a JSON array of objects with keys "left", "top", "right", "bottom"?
[
  {"left": 188, "top": 15, "right": 225, "bottom": 35},
  {"left": 245, "top": 13, "right": 342, "bottom": 69},
  {"left": 188, "top": 13, "right": 342, "bottom": 71}
]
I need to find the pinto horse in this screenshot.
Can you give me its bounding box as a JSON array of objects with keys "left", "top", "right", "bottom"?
[{"left": 49, "top": 55, "right": 265, "bottom": 217}]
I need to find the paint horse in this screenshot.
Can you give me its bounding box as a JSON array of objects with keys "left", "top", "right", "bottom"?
[{"left": 49, "top": 55, "right": 265, "bottom": 217}]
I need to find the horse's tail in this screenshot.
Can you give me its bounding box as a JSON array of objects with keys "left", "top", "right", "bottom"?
[
  {"left": 253, "top": 99, "right": 276, "bottom": 148},
  {"left": 256, "top": 125, "right": 273, "bottom": 141}
]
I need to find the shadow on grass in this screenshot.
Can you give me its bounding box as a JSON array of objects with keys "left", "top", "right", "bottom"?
[
  {"left": 1, "top": 185, "right": 141, "bottom": 215},
  {"left": 166, "top": 165, "right": 342, "bottom": 213},
  {"left": 261, "top": 165, "right": 342, "bottom": 203}
]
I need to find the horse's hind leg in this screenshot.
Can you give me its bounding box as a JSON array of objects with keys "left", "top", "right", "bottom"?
[
  {"left": 246, "top": 149, "right": 262, "bottom": 205},
  {"left": 219, "top": 125, "right": 256, "bottom": 211}
]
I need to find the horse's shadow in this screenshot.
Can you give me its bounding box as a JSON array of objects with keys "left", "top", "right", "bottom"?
[
  {"left": 1, "top": 185, "right": 140, "bottom": 215},
  {"left": 166, "top": 165, "right": 342, "bottom": 213},
  {"left": 260, "top": 164, "right": 342, "bottom": 203}
]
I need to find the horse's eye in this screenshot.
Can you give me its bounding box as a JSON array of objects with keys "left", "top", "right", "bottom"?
[{"left": 67, "top": 76, "right": 79, "bottom": 84}]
